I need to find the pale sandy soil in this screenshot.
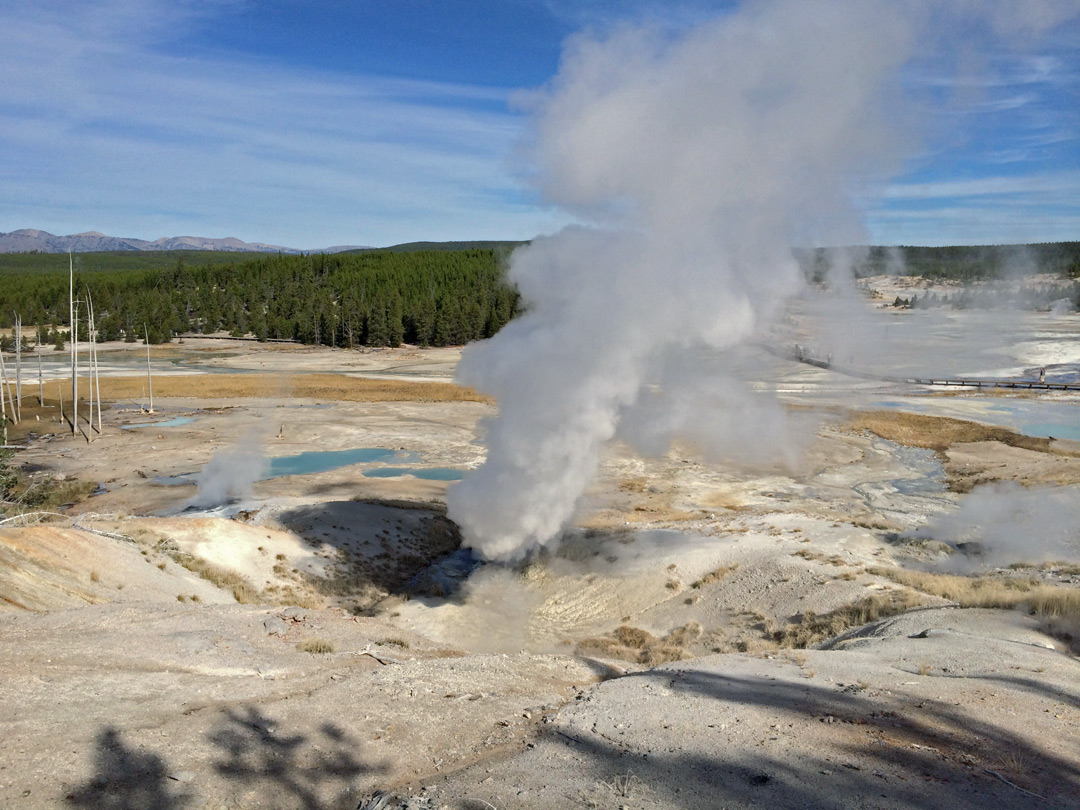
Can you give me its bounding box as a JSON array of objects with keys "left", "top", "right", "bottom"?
[{"left": 1, "top": 336, "right": 1078, "bottom": 809}]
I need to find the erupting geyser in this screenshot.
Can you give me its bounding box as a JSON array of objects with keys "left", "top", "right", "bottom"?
[{"left": 447, "top": 0, "right": 1078, "bottom": 561}]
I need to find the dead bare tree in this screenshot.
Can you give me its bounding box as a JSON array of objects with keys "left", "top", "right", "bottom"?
[
  {"left": 85, "top": 286, "right": 102, "bottom": 435},
  {"left": 0, "top": 352, "right": 8, "bottom": 426},
  {"left": 70, "top": 253, "right": 77, "bottom": 436},
  {"left": 14, "top": 312, "right": 21, "bottom": 420},
  {"left": 0, "top": 349, "right": 16, "bottom": 426},
  {"left": 143, "top": 325, "right": 154, "bottom": 414}
]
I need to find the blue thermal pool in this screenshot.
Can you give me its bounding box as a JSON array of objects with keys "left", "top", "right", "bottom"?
[
  {"left": 122, "top": 416, "right": 196, "bottom": 429},
  {"left": 267, "top": 448, "right": 418, "bottom": 478},
  {"left": 363, "top": 467, "right": 465, "bottom": 481}
]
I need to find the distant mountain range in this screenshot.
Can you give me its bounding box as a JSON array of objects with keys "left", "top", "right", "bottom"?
[{"left": 0, "top": 229, "right": 369, "bottom": 254}]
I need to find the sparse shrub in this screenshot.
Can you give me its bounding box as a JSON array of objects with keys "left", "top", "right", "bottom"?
[
  {"left": 638, "top": 645, "right": 690, "bottom": 666},
  {"left": 297, "top": 638, "right": 335, "bottom": 654},
  {"left": 664, "top": 621, "right": 703, "bottom": 647},
  {"left": 869, "top": 565, "right": 1080, "bottom": 629},
  {"left": 90, "top": 570, "right": 100, "bottom": 583},
  {"left": 577, "top": 622, "right": 700, "bottom": 666},
  {"left": 614, "top": 625, "right": 656, "bottom": 649},
  {"left": 170, "top": 552, "right": 261, "bottom": 604},
  {"left": 692, "top": 563, "right": 738, "bottom": 588},
  {"left": 770, "top": 590, "right": 925, "bottom": 648}
]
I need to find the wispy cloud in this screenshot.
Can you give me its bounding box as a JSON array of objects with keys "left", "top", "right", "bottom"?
[
  {"left": 0, "top": 1, "right": 560, "bottom": 246},
  {"left": 883, "top": 171, "right": 1080, "bottom": 201},
  {"left": 869, "top": 170, "right": 1080, "bottom": 245}
]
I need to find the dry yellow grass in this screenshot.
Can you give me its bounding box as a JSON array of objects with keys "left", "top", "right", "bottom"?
[
  {"left": 50, "top": 373, "right": 491, "bottom": 403},
  {"left": 576, "top": 622, "right": 701, "bottom": 665},
  {"left": 849, "top": 410, "right": 1070, "bottom": 455},
  {"left": 170, "top": 552, "right": 261, "bottom": 604},
  {"left": 868, "top": 566, "right": 1080, "bottom": 621},
  {"left": 691, "top": 563, "right": 739, "bottom": 588},
  {"left": 770, "top": 590, "right": 926, "bottom": 648},
  {"left": 297, "top": 638, "right": 335, "bottom": 654}
]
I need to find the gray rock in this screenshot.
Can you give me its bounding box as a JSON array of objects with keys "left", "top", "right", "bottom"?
[{"left": 263, "top": 616, "right": 289, "bottom": 637}]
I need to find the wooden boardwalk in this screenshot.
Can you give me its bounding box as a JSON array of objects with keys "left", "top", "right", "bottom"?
[
  {"left": 900, "top": 376, "right": 1080, "bottom": 391},
  {"left": 761, "top": 344, "right": 1080, "bottom": 391}
]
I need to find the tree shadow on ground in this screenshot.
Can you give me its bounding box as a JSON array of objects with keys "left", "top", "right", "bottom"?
[
  {"left": 65, "top": 727, "right": 192, "bottom": 810},
  {"left": 67, "top": 707, "right": 386, "bottom": 810},
  {"left": 539, "top": 668, "right": 1079, "bottom": 810},
  {"left": 210, "top": 706, "right": 378, "bottom": 810}
]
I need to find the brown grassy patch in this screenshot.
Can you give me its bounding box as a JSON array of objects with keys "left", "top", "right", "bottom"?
[
  {"left": 170, "top": 552, "right": 261, "bottom": 604},
  {"left": 691, "top": 563, "right": 739, "bottom": 588},
  {"left": 3, "top": 470, "right": 97, "bottom": 515},
  {"left": 576, "top": 622, "right": 701, "bottom": 666},
  {"left": 868, "top": 565, "right": 1080, "bottom": 623},
  {"left": 297, "top": 638, "right": 335, "bottom": 654},
  {"left": 850, "top": 410, "right": 1070, "bottom": 455},
  {"left": 771, "top": 590, "right": 926, "bottom": 648},
  {"left": 54, "top": 373, "right": 491, "bottom": 404},
  {"left": 1010, "top": 560, "right": 1080, "bottom": 576}
]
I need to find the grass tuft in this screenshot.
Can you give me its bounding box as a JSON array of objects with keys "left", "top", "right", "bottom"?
[
  {"left": 297, "top": 638, "right": 335, "bottom": 654},
  {"left": 170, "top": 552, "right": 261, "bottom": 604},
  {"left": 577, "top": 623, "right": 701, "bottom": 666},
  {"left": 691, "top": 563, "right": 739, "bottom": 588},
  {"left": 770, "top": 590, "right": 926, "bottom": 649}
]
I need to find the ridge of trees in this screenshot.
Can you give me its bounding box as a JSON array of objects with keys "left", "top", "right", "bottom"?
[
  {"left": 0, "top": 249, "right": 520, "bottom": 347},
  {"left": 797, "top": 241, "right": 1080, "bottom": 282},
  {"left": 347, "top": 240, "right": 526, "bottom": 256}
]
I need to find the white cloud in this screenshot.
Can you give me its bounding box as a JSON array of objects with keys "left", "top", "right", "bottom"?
[
  {"left": 883, "top": 171, "right": 1080, "bottom": 201},
  {"left": 0, "top": 0, "right": 560, "bottom": 246}
]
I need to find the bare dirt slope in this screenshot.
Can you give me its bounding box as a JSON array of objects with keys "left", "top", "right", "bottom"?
[
  {"left": 2, "top": 340, "right": 1078, "bottom": 809},
  {"left": 420, "top": 608, "right": 1077, "bottom": 810}
]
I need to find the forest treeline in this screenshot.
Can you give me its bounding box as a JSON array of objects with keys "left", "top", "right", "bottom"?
[
  {"left": 0, "top": 249, "right": 520, "bottom": 346},
  {"left": 2, "top": 240, "right": 1078, "bottom": 348},
  {"left": 799, "top": 241, "right": 1080, "bottom": 282}
]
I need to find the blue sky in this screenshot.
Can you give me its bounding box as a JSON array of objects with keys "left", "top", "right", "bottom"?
[{"left": 0, "top": 0, "right": 1077, "bottom": 248}]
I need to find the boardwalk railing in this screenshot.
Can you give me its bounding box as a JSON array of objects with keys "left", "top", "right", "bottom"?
[{"left": 758, "top": 343, "right": 1080, "bottom": 392}]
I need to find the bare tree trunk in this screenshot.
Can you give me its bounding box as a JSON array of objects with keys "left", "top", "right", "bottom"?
[
  {"left": 0, "top": 350, "right": 15, "bottom": 425},
  {"left": 94, "top": 321, "right": 102, "bottom": 433},
  {"left": 58, "top": 383, "right": 64, "bottom": 426},
  {"left": 38, "top": 352, "right": 43, "bottom": 406},
  {"left": 70, "top": 254, "right": 77, "bottom": 436},
  {"left": 0, "top": 354, "right": 7, "bottom": 424},
  {"left": 14, "top": 313, "right": 21, "bottom": 420},
  {"left": 85, "top": 287, "right": 101, "bottom": 435},
  {"left": 144, "top": 325, "right": 154, "bottom": 413}
]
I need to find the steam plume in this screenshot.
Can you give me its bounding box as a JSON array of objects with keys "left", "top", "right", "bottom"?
[
  {"left": 187, "top": 432, "right": 268, "bottom": 508},
  {"left": 447, "top": 1, "right": 1076, "bottom": 561},
  {"left": 916, "top": 482, "right": 1080, "bottom": 571}
]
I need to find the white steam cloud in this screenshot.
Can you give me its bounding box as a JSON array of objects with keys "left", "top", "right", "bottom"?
[
  {"left": 187, "top": 433, "right": 268, "bottom": 508},
  {"left": 447, "top": 1, "right": 1077, "bottom": 561},
  {"left": 915, "top": 482, "right": 1080, "bottom": 571}
]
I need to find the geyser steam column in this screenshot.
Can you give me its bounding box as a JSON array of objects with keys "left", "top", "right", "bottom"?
[
  {"left": 448, "top": 1, "right": 916, "bottom": 561},
  {"left": 446, "top": 0, "right": 1066, "bottom": 562}
]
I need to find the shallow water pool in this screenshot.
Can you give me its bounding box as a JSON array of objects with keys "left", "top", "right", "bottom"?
[
  {"left": 267, "top": 448, "right": 418, "bottom": 478},
  {"left": 122, "top": 416, "right": 196, "bottom": 429},
  {"left": 363, "top": 466, "right": 465, "bottom": 481}
]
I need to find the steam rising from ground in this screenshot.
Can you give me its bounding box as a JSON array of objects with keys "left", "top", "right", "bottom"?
[
  {"left": 447, "top": 1, "right": 1076, "bottom": 561},
  {"left": 916, "top": 482, "right": 1080, "bottom": 571},
  {"left": 187, "top": 433, "right": 268, "bottom": 508}
]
